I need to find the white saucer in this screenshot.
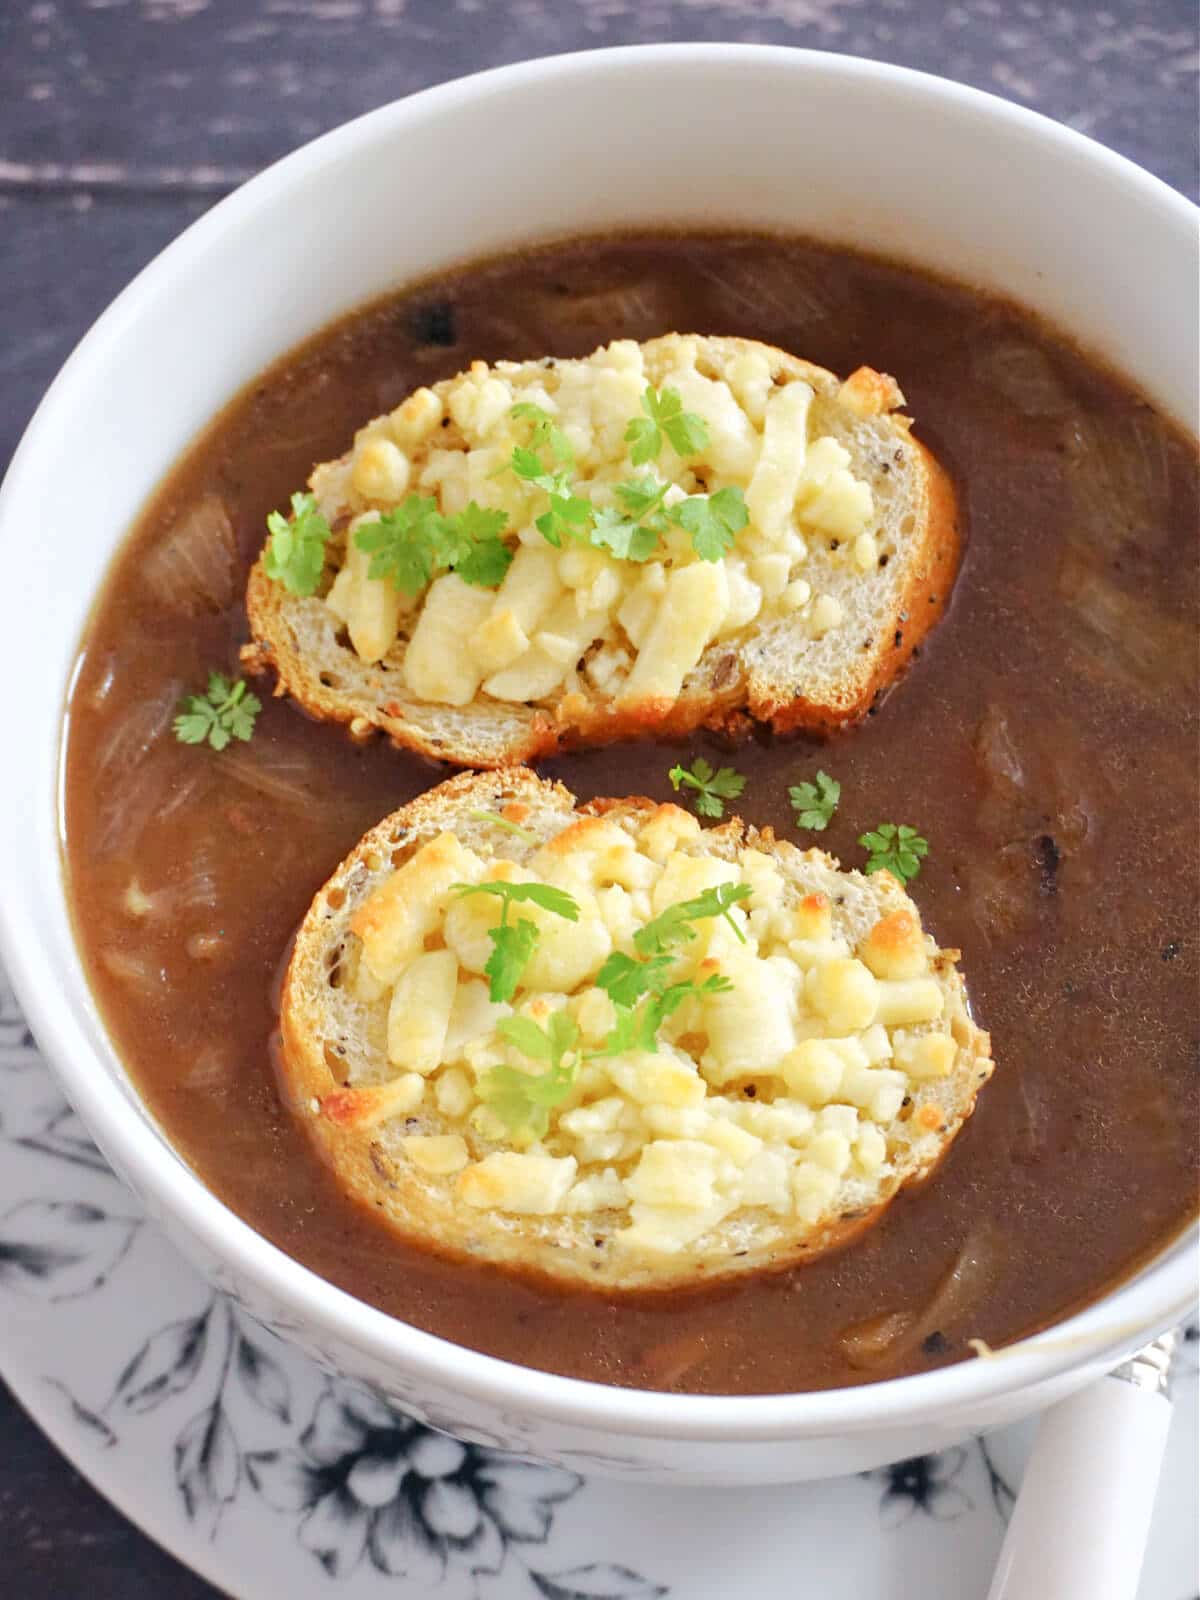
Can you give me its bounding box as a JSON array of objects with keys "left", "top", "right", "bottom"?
[{"left": 1, "top": 968, "right": 1195, "bottom": 1600}]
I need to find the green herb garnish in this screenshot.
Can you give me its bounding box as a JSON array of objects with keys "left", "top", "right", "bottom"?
[
  {"left": 624, "top": 385, "right": 709, "bottom": 465},
  {"left": 480, "top": 1011, "right": 581, "bottom": 1138},
  {"left": 441, "top": 502, "right": 514, "bottom": 588},
  {"left": 505, "top": 395, "right": 745, "bottom": 567},
  {"left": 594, "top": 950, "right": 674, "bottom": 1010},
  {"left": 589, "top": 507, "right": 660, "bottom": 563},
  {"left": 590, "top": 475, "right": 670, "bottom": 562},
  {"left": 466, "top": 810, "right": 539, "bottom": 844},
  {"left": 634, "top": 882, "right": 753, "bottom": 955},
  {"left": 593, "top": 481, "right": 749, "bottom": 567},
  {"left": 455, "top": 880, "right": 580, "bottom": 921},
  {"left": 510, "top": 401, "right": 574, "bottom": 465},
  {"left": 354, "top": 497, "right": 513, "bottom": 595},
  {"left": 507, "top": 404, "right": 596, "bottom": 549},
  {"left": 593, "top": 962, "right": 733, "bottom": 1056},
  {"left": 264, "top": 492, "right": 332, "bottom": 596},
  {"left": 789, "top": 770, "right": 841, "bottom": 832},
  {"left": 508, "top": 404, "right": 576, "bottom": 502},
  {"left": 354, "top": 495, "right": 443, "bottom": 594},
  {"left": 615, "top": 476, "right": 672, "bottom": 522},
  {"left": 668, "top": 757, "right": 746, "bottom": 820},
  {"left": 509, "top": 447, "right": 570, "bottom": 494},
  {"left": 859, "top": 824, "right": 929, "bottom": 883},
  {"left": 587, "top": 886, "right": 751, "bottom": 1056},
  {"left": 174, "top": 673, "right": 261, "bottom": 752},
  {"left": 483, "top": 919, "right": 539, "bottom": 1006},
  {"left": 536, "top": 490, "right": 595, "bottom": 549},
  {"left": 450, "top": 880, "right": 581, "bottom": 1003},
  {"left": 668, "top": 486, "right": 749, "bottom": 562}
]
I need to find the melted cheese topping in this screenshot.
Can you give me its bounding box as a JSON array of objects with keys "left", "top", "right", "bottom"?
[
  {"left": 317, "top": 337, "right": 887, "bottom": 705},
  {"left": 326, "top": 806, "right": 972, "bottom": 1257}
]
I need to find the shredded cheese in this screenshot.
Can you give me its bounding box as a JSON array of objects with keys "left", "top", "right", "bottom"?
[
  {"left": 326, "top": 805, "right": 969, "bottom": 1258},
  {"left": 315, "top": 337, "right": 882, "bottom": 706}
]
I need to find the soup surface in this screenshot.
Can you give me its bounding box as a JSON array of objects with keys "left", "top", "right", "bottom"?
[{"left": 62, "top": 232, "right": 1199, "bottom": 1395}]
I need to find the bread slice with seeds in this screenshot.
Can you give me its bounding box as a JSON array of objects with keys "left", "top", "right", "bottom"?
[
  {"left": 278, "top": 768, "right": 992, "bottom": 1291},
  {"left": 243, "top": 335, "right": 960, "bottom": 767}
]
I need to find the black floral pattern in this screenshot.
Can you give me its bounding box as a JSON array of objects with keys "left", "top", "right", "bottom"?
[
  {"left": 1178, "top": 1321, "right": 1199, "bottom": 1379},
  {"left": 12, "top": 1102, "right": 110, "bottom": 1173},
  {"left": 0, "top": 1198, "right": 139, "bottom": 1299},
  {"left": 977, "top": 1437, "right": 1017, "bottom": 1522},
  {"left": 532, "top": 1568, "right": 669, "bottom": 1599},
  {"left": 0, "top": 984, "right": 676, "bottom": 1592},
  {"left": 871, "top": 1448, "right": 972, "bottom": 1528},
  {"left": 0, "top": 1082, "right": 669, "bottom": 1595},
  {"left": 247, "top": 1380, "right": 586, "bottom": 1586},
  {"left": 0, "top": 973, "right": 37, "bottom": 1068},
  {"left": 104, "top": 1295, "right": 301, "bottom": 1540}
]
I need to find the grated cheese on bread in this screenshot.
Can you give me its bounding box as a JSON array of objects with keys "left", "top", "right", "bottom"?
[
  {"left": 243, "top": 336, "right": 961, "bottom": 767},
  {"left": 278, "top": 770, "right": 993, "bottom": 1291}
]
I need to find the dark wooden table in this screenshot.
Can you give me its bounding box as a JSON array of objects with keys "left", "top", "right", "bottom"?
[{"left": 2, "top": 3, "right": 1195, "bottom": 1594}]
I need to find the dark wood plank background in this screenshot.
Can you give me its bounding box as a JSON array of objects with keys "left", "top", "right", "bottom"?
[{"left": 1, "top": 2, "right": 1195, "bottom": 1594}]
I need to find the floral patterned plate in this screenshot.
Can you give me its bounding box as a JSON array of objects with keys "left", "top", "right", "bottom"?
[{"left": 1, "top": 970, "right": 1196, "bottom": 1600}]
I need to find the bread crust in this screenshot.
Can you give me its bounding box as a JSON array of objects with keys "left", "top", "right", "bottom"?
[
  {"left": 277, "top": 770, "right": 993, "bottom": 1292},
  {"left": 243, "top": 336, "right": 962, "bottom": 768},
  {"left": 760, "top": 439, "right": 960, "bottom": 735}
]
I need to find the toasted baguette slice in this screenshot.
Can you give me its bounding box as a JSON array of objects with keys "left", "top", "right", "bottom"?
[
  {"left": 279, "top": 770, "right": 992, "bottom": 1292},
  {"left": 244, "top": 335, "right": 960, "bottom": 767}
]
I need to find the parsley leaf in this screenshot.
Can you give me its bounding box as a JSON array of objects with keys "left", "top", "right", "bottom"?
[
  {"left": 591, "top": 505, "right": 661, "bottom": 562},
  {"left": 594, "top": 950, "right": 674, "bottom": 1009},
  {"left": 484, "top": 920, "right": 539, "bottom": 1007},
  {"left": 594, "top": 1001, "right": 644, "bottom": 1057},
  {"left": 634, "top": 882, "right": 753, "bottom": 955},
  {"left": 452, "top": 880, "right": 580, "bottom": 921},
  {"left": 442, "top": 501, "right": 513, "bottom": 588},
  {"left": 858, "top": 823, "right": 930, "bottom": 883},
  {"left": 354, "top": 497, "right": 512, "bottom": 593},
  {"left": 615, "top": 475, "right": 671, "bottom": 523},
  {"left": 593, "top": 887, "right": 749, "bottom": 1057},
  {"left": 507, "top": 405, "right": 598, "bottom": 549},
  {"left": 174, "top": 673, "right": 262, "bottom": 752},
  {"left": 590, "top": 475, "right": 670, "bottom": 562},
  {"left": 454, "top": 531, "right": 514, "bottom": 587},
  {"left": 624, "top": 418, "right": 659, "bottom": 467},
  {"left": 455, "top": 539, "right": 513, "bottom": 588},
  {"left": 648, "top": 972, "right": 733, "bottom": 1034},
  {"left": 455, "top": 500, "right": 509, "bottom": 545},
  {"left": 536, "top": 491, "right": 594, "bottom": 549},
  {"left": 480, "top": 1011, "right": 581, "bottom": 1138},
  {"left": 354, "top": 496, "right": 443, "bottom": 594},
  {"left": 509, "top": 403, "right": 577, "bottom": 503},
  {"left": 625, "top": 385, "right": 709, "bottom": 465},
  {"left": 668, "top": 757, "right": 747, "bottom": 820},
  {"left": 509, "top": 446, "right": 567, "bottom": 492},
  {"left": 466, "top": 809, "right": 539, "bottom": 844},
  {"left": 666, "top": 486, "right": 749, "bottom": 562},
  {"left": 495, "top": 1014, "right": 560, "bottom": 1064},
  {"left": 510, "top": 401, "right": 573, "bottom": 465},
  {"left": 264, "top": 492, "right": 332, "bottom": 596},
  {"left": 592, "top": 971, "right": 734, "bottom": 1057},
  {"left": 789, "top": 770, "right": 841, "bottom": 832},
  {"left": 450, "top": 880, "right": 581, "bottom": 1003}
]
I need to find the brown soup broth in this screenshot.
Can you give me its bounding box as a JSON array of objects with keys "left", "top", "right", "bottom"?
[{"left": 61, "top": 232, "right": 1200, "bottom": 1395}]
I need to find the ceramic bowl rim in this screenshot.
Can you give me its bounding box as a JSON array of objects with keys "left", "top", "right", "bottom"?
[{"left": 1, "top": 41, "right": 1195, "bottom": 1445}]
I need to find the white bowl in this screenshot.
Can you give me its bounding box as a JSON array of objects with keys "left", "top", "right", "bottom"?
[{"left": 0, "top": 44, "right": 1195, "bottom": 1485}]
